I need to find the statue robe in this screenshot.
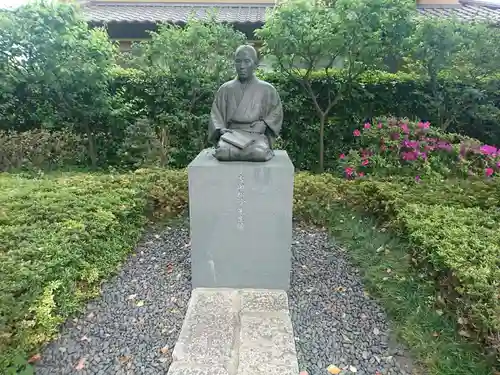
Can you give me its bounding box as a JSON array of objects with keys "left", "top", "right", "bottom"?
[{"left": 208, "top": 75, "right": 283, "bottom": 162}]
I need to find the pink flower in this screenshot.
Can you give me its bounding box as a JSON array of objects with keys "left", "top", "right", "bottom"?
[
  {"left": 358, "top": 172, "right": 365, "bottom": 177},
  {"left": 390, "top": 132, "right": 400, "bottom": 140},
  {"left": 377, "top": 122, "right": 383, "bottom": 129},
  {"left": 345, "top": 167, "right": 354, "bottom": 176},
  {"left": 353, "top": 129, "right": 361, "bottom": 137},
  {"left": 417, "top": 121, "right": 430, "bottom": 129},
  {"left": 364, "top": 122, "right": 371, "bottom": 129},
  {"left": 402, "top": 151, "right": 418, "bottom": 161},
  {"left": 339, "top": 153, "right": 346, "bottom": 159},
  {"left": 497, "top": 161, "right": 500, "bottom": 168},
  {"left": 419, "top": 152, "right": 427, "bottom": 159},
  {"left": 401, "top": 124, "right": 409, "bottom": 134},
  {"left": 485, "top": 168, "right": 494, "bottom": 177},
  {"left": 415, "top": 175, "right": 421, "bottom": 183},
  {"left": 361, "top": 159, "right": 369, "bottom": 166},
  {"left": 480, "top": 145, "right": 498, "bottom": 155}
]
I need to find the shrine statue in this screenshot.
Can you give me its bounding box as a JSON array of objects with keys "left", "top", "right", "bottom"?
[{"left": 208, "top": 44, "right": 284, "bottom": 162}]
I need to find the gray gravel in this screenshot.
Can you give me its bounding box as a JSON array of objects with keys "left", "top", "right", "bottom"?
[
  {"left": 34, "top": 226, "right": 192, "bottom": 375},
  {"left": 34, "top": 224, "right": 415, "bottom": 375},
  {"left": 290, "top": 225, "right": 415, "bottom": 375}
]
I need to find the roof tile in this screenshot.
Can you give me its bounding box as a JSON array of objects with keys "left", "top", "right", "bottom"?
[
  {"left": 82, "top": 2, "right": 500, "bottom": 25},
  {"left": 83, "top": 2, "right": 272, "bottom": 24},
  {"left": 417, "top": 4, "right": 500, "bottom": 21}
]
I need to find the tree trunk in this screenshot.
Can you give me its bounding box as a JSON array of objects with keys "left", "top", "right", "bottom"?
[
  {"left": 84, "top": 122, "right": 97, "bottom": 168},
  {"left": 319, "top": 114, "right": 325, "bottom": 173}
]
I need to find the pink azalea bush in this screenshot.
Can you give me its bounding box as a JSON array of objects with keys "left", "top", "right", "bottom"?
[{"left": 339, "top": 117, "right": 500, "bottom": 181}]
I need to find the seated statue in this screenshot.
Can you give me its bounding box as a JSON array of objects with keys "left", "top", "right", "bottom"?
[{"left": 208, "top": 44, "right": 284, "bottom": 162}]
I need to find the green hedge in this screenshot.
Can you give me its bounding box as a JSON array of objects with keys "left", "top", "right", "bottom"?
[
  {"left": 1, "top": 68, "right": 499, "bottom": 172},
  {"left": 0, "top": 172, "right": 149, "bottom": 371},
  {"left": 112, "top": 68, "right": 500, "bottom": 171},
  {"left": 334, "top": 177, "right": 500, "bottom": 351}
]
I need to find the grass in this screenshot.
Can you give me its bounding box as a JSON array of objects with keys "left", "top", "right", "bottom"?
[{"left": 326, "top": 203, "right": 496, "bottom": 375}]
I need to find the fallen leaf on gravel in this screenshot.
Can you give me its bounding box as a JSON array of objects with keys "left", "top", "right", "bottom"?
[
  {"left": 349, "top": 365, "right": 358, "bottom": 372},
  {"left": 80, "top": 335, "right": 91, "bottom": 342},
  {"left": 373, "top": 327, "right": 380, "bottom": 335},
  {"left": 327, "top": 365, "right": 341, "bottom": 374},
  {"left": 334, "top": 286, "right": 346, "bottom": 292},
  {"left": 118, "top": 355, "right": 131, "bottom": 364},
  {"left": 160, "top": 346, "right": 169, "bottom": 354},
  {"left": 75, "top": 357, "right": 86, "bottom": 370},
  {"left": 136, "top": 300, "right": 145, "bottom": 307},
  {"left": 127, "top": 294, "right": 137, "bottom": 300},
  {"left": 299, "top": 371, "right": 309, "bottom": 375},
  {"left": 166, "top": 264, "right": 174, "bottom": 273},
  {"left": 154, "top": 234, "right": 160, "bottom": 239},
  {"left": 27, "top": 354, "right": 41, "bottom": 363}
]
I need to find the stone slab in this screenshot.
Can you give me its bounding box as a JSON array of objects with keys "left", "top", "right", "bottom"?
[
  {"left": 188, "top": 149, "right": 294, "bottom": 290},
  {"left": 167, "top": 363, "right": 230, "bottom": 375},
  {"left": 239, "top": 289, "right": 289, "bottom": 313},
  {"left": 167, "top": 288, "right": 299, "bottom": 375},
  {"left": 172, "top": 289, "right": 239, "bottom": 369},
  {"left": 237, "top": 313, "right": 299, "bottom": 375}
]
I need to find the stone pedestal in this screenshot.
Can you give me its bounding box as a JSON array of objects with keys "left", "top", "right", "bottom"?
[{"left": 187, "top": 149, "right": 294, "bottom": 290}]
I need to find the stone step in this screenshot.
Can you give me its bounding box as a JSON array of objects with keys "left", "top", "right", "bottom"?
[{"left": 167, "top": 288, "right": 299, "bottom": 375}]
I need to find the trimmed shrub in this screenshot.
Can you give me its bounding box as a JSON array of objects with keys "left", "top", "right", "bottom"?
[
  {"left": 333, "top": 176, "right": 500, "bottom": 353},
  {"left": 338, "top": 117, "right": 500, "bottom": 180},
  {"left": 0, "top": 172, "right": 148, "bottom": 371},
  {"left": 111, "top": 69, "right": 500, "bottom": 171},
  {"left": 0, "top": 129, "right": 87, "bottom": 172}
]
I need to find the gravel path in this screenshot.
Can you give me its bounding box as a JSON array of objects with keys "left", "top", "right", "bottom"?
[
  {"left": 34, "top": 226, "right": 192, "bottom": 375},
  {"left": 290, "top": 225, "right": 415, "bottom": 375},
  {"left": 34, "top": 224, "right": 415, "bottom": 375}
]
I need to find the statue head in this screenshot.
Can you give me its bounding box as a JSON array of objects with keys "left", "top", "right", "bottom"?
[{"left": 234, "top": 45, "right": 258, "bottom": 81}]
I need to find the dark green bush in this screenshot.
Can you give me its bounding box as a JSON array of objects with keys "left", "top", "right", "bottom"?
[
  {"left": 0, "top": 129, "right": 87, "bottom": 172},
  {"left": 111, "top": 69, "right": 500, "bottom": 171}
]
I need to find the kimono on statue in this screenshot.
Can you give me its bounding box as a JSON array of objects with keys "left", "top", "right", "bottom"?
[{"left": 208, "top": 75, "right": 284, "bottom": 162}]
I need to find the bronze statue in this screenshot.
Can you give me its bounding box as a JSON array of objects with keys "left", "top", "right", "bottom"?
[{"left": 208, "top": 45, "right": 284, "bottom": 162}]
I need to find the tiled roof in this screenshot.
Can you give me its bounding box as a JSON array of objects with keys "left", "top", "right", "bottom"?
[
  {"left": 83, "top": 2, "right": 272, "bottom": 24},
  {"left": 82, "top": 1, "right": 500, "bottom": 25},
  {"left": 417, "top": 3, "right": 500, "bottom": 22}
]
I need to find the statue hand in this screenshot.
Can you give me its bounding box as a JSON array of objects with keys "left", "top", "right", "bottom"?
[{"left": 250, "top": 120, "right": 267, "bottom": 133}]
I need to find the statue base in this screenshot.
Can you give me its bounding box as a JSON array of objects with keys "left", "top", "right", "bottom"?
[{"left": 187, "top": 148, "right": 294, "bottom": 290}]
